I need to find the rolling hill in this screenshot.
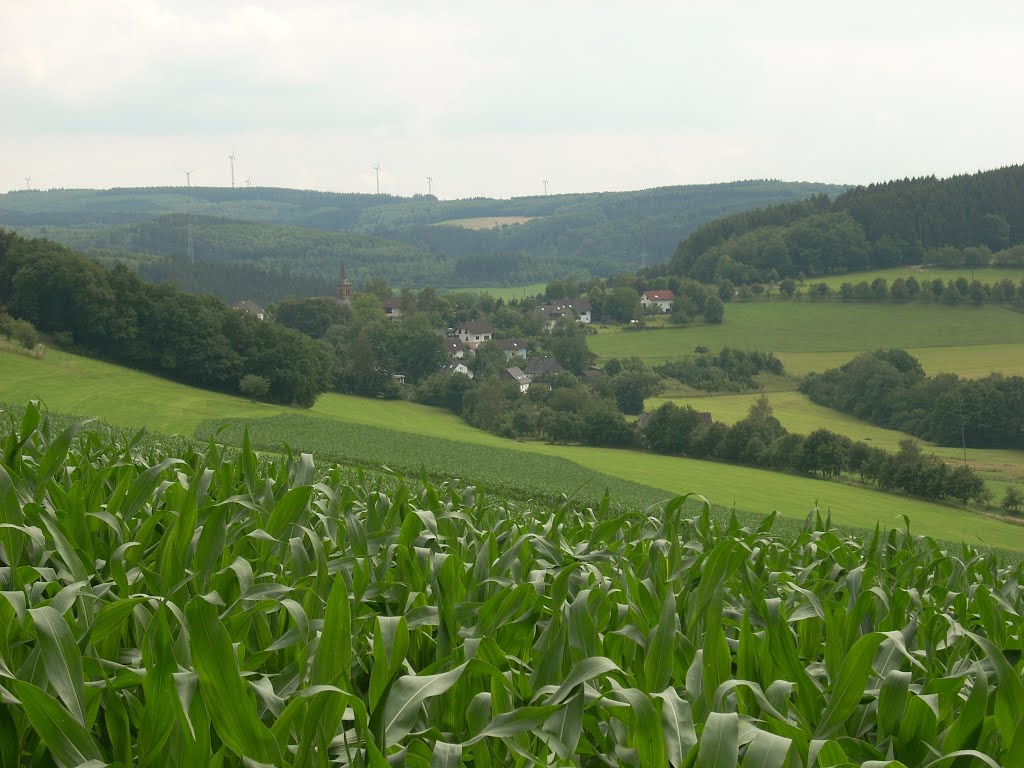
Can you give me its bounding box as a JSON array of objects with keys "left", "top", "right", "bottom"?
[
  {"left": 669, "top": 164, "right": 1024, "bottom": 282},
  {"left": 1, "top": 180, "right": 844, "bottom": 296}
]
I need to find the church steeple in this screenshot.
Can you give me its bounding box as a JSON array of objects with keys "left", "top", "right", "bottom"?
[{"left": 337, "top": 262, "right": 352, "bottom": 306}]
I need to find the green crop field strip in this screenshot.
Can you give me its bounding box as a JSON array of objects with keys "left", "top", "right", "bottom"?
[
  {"left": 2, "top": 403, "right": 1024, "bottom": 765},
  {"left": 5, "top": 347, "right": 1024, "bottom": 550},
  {"left": 777, "top": 344, "right": 1024, "bottom": 378},
  {"left": 434, "top": 215, "right": 537, "bottom": 229},
  {"left": 589, "top": 302, "right": 1024, "bottom": 361},
  {"left": 442, "top": 282, "right": 548, "bottom": 300}
]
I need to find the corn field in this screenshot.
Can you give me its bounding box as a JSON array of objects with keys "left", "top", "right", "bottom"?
[{"left": 1, "top": 402, "right": 1023, "bottom": 767}]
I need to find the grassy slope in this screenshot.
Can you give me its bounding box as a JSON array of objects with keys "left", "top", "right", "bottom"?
[
  {"left": 589, "top": 302, "right": 1024, "bottom": 374},
  {"left": 4, "top": 347, "right": 1024, "bottom": 549}
]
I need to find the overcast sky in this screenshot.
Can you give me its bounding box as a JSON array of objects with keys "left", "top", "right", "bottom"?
[{"left": 2, "top": 1, "right": 1021, "bottom": 199}]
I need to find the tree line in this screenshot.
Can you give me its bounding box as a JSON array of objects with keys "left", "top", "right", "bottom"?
[
  {"left": 789, "top": 274, "right": 1024, "bottom": 307},
  {"left": 415, "top": 362, "right": 989, "bottom": 506},
  {"left": 654, "top": 348, "right": 783, "bottom": 392},
  {"left": 0, "top": 230, "right": 336, "bottom": 406},
  {"left": 669, "top": 165, "right": 1024, "bottom": 282},
  {"left": 800, "top": 349, "right": 1024, "bottom": 450}
]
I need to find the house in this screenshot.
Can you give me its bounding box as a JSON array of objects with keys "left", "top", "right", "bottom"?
[
  {"left": 537, "top": 298, "right": 592, "bottom": 331},
  {"left": 523, "top": 356, "right": 565, "bottom": 380},
  {"left": 391, "top": 374, "right": 406, "bottom": 385},
  {"left": 581, "top": 366, "right": 603, "bottom": 380},
  {"left": 440, "top": 361, "right": 474, "bottom": 379},
  {"left": 441, "top": 337, "right": 466, "bottom": 359},
  {"left": 502, "top": 366, "right": 531, "bottom": 393},
  {"left": 382, "top": 296, "right": 402, "bottom": 320},
  {"left": 455, "top": 320, "right": 494, "bottom": 350},
  {"left": 640, "top": 290, "right": 675, "bottom": 313},
  {"left": 562, "top": 298, "right": 592, "bottom": 324},
  {"left": 494, "top": 338, "right": 529, "bottom": 360},
  {"left": 232, "top": 300, "right": 266, "bottom": 320}
]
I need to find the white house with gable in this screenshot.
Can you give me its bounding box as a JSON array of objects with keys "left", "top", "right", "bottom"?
[{"left": 640, "top": 290, "right": 675, "bottom": 313}]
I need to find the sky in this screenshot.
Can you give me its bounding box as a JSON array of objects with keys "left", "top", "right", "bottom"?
[{"left": 2, "top": 1, "right": 1022, "bottom": 199}]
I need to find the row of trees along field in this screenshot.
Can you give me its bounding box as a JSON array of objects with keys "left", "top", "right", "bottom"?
[
  {"left": 414, "top": 363, "right": 990, "bottom": 506},
  {"left": 791, "top": 274, "right": 1024, "bottom": 306},
  {"left": 668, "top": 164, "right": 1024, "bottom": 282},
  {"left": 0, "top": 230, "right": 336, "bottom": 405},
  {"left": 4, "top": 405, "right": 1023, "bottom": 766},
  {"left": 801, "top": 349, "right": 1024, "bottom": 450}
]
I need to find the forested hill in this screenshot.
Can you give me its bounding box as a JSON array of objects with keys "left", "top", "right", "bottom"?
[
  {"left": 38, "top": 214, "right": 447, "bottom": 302},
  {"left": 670, "top": 165, "right": 1024, "bottom": 282},
  {"left": 0, "top": 180, "right": 843, "bottom": 293}
]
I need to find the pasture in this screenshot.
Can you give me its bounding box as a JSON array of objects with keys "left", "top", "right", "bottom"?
[
  {"left": 5, "top": 347, "right": 1024, "bottom": 549},
  {"left": 434, "top": 215, "right": 536, "bottom": 229},
  {"left": 588, "top": 301, "right": 1024, "bottom": 376},
  {"left": 460, "top": 282, "right": 548, "bottom": 300}
]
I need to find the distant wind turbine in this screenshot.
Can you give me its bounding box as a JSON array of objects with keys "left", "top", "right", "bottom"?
[
  {"left": 24, "top": 176, "right": 31, "bottom": 191},
  {"left": 185, "top": 169, "right": 196, "bottom": 187},
  {"left": 244, "top": 178, "right": 252, "bottom": 188},
  {"left": 373, "top": 162, "right": 382, "bottom": 194},
  {"left": 426, "top": 176, "right": 433, "bottom": 196},
  {"left": 542, "top": 178, "right": 549, "bottom": 195},
  {"left": 228, "top": 153, "right": 237, "bottom": 188}
]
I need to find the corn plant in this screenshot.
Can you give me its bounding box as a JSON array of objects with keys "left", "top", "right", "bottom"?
[{"left": 0, "top": 400, "right": 1022, "bottom": 767}]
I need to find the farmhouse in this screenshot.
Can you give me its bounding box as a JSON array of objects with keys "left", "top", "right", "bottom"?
[
  {"left": 537, "top": 298, "right": 592, "bottom": 330},
  {"left": 640, "top": 290, "right": 674, "bottom": 313},
  {"left": 231, "top": 300, "right": 266, "bottom": 320},
  {"left": 439, "top": 361, "right": 474, "bottom": 379},
  {"left": 441, "top": 337, "right": 466, "bottom": 358},
  {"left": 494, "top": 338, "right": 529, "bottom": 360},
  {"left": 455, "top": 320, "right": 494, "bottom": 350},
  {"left": 502, "top": 366, "right": 531, "bottom": 393},
  {"left": 523, "top": 356, "right": 564, "bottom": 380},
  {"left": 382, "top": 296, "right": 402, "bottom": 320}
]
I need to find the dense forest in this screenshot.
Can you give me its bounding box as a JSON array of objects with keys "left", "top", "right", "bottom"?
[
  {"left": 669, "top": 165, "right": 1024, "bottom": 282},
  {"left": 800, "top": 349, "right": 1024, "bottom": 450},
  {"left": 0, "top": 180, "right": 843, "bottom": 297},
  {"left": 0, "top": 230, "right": 336, "bottom": 405}
]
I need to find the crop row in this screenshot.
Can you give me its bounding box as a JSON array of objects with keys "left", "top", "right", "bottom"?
[{"left": 1, "top": 402, "right": 1022, "bottom": 765}]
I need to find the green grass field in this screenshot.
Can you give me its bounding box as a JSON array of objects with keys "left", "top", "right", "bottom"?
[
  {"left": 777, "top": 344, "right": 1024, "bottom": 378},
  {"left": 5, "top": 347, "right": 1024, "bottom": 549},
  {"left": 590, "top": 302, "right": 1024, "bottom": 377},
  {"left": 445, "top": 283, "right": 548, "bottom": 300},
  {"left": 811, "top": 265, "right": 1024, "bottom": 289},
  {"left": 434, "top": 216, "right": 537, "bottom": 229}
]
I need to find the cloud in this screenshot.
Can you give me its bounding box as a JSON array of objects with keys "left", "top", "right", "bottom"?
[{"left": 2, "top": 1, "right": 1023, "bottom": 197}]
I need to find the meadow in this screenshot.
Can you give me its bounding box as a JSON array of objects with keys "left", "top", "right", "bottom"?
[
  {"left": 434, "top": 215, "right": 537, "bottom": 229},
  {"left": 5, "top": 408, "right": 1022, "bottom": 765},
  {"left": 450, "top": 282, "right": 548, "bottom": 300},
  {"left": 5, "top": 347, "right": 1024, "bottom": 550},
  {"left": 588, "top": 302, "right": 1024, "bottom": 376}
]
